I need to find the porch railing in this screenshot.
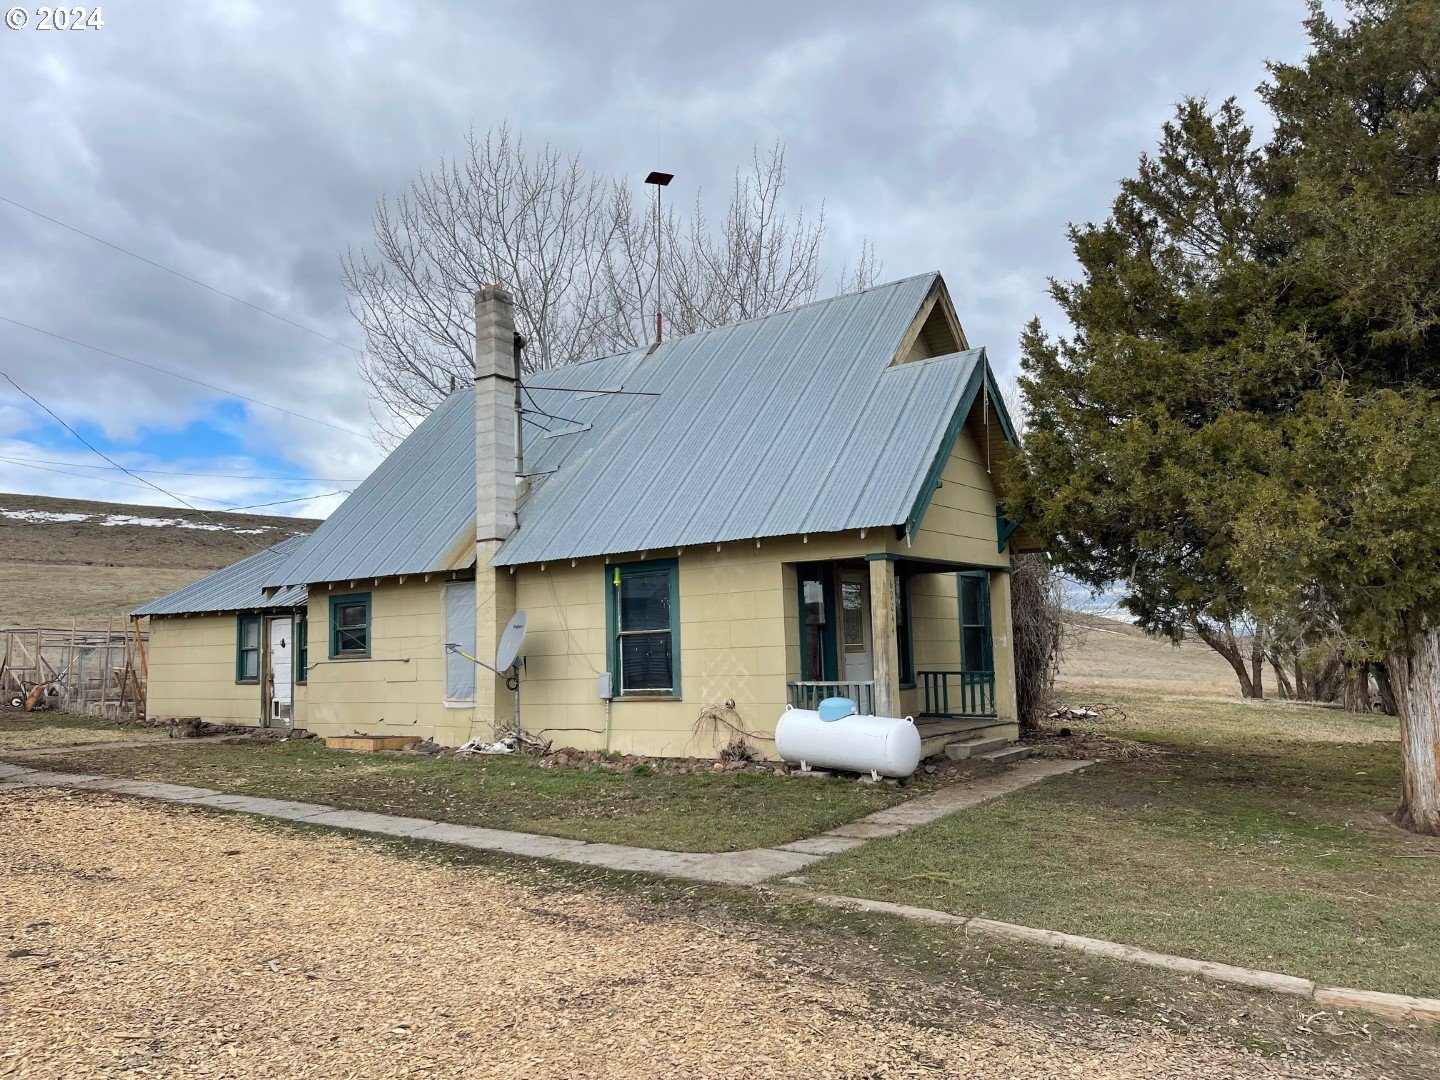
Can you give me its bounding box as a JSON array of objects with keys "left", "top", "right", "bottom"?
[
  {"left": 787, "top": 680, "right": 875, "bottom": 715},
  {"left": 919, "top": 670, "right": 996, "bottom": 718}
]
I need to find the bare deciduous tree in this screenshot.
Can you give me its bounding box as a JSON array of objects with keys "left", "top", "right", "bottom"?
[{"left": 343, "top": 127, "right": 880, "bottom": 444}]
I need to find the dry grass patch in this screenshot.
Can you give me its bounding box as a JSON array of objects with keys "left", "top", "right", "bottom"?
[{"left": 0, "top": 723, "right": 169, "bottom": 751}]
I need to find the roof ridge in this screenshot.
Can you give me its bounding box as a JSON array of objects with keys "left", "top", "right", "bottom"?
[{"left": 527, "top": 272, "right": 942, "bottom": 375}]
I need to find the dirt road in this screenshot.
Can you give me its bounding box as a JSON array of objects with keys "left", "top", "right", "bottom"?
[{"left": 0, "top": 788, "right": 1360, "bottom": 1078}]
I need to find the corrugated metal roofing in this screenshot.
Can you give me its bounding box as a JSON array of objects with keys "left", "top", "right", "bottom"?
[
  {"left": 263, "top": 271, "right": 1002, "bottom": 583},
  {"left": 133, "top": 534, "right": 309, "bottom": 616},
  {"left": 266, "top": 388, "right": 478, "bottom": 588}
]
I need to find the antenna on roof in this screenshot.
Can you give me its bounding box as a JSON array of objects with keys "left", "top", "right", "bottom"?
[{"left": 644, "top": 170, "right": 673, "bottom": 345}]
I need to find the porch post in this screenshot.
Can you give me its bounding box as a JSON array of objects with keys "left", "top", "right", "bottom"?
[
  {"left": 989, "top": 569, "right": 1018, "bottom": 723},
  {"left": 867, "top": 555, "right": 902, "bottom": 717}
]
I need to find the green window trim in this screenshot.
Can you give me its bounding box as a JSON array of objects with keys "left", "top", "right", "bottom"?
[
  {"left": 328, "top": 592, "right": 372, "bottom": 659},
  {"left": 294, "top": 611, "right": 309, "bottom": 684},
  {"left": 605, "top": 558, "right": 681, "bottom": 699},
  {"left": 235, "top": 614, "right": 261, "bottom": 684}
]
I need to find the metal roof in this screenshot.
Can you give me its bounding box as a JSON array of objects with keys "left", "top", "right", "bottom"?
[
  {"left": 262, "top": 271, "right": 1013, "bottom": 583},
  {"left": 133, "top": 534, "right": 309, "bottom": 617},
  {"left": 266, "top": 388, "right": 478, "bottom": 588}
]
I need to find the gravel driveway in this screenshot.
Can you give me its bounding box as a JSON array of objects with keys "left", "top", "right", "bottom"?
[{"left": 0, "top": 788, "right": 1360, "bottom": 1078}]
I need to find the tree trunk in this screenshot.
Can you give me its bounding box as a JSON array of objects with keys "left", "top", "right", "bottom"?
[
  {"left": 1249, "top": 637, "right": 1265, "bottom": 700},
  {"left": 1345, "top": 666, "right": 1372, "bottom": 713},
  {"left": 1372, "top": 662, "right": 1398, "bottom": 717},
  {"left": 1387, "top": 625, "right": 1440, "bottom": 836},
  {"left": 1270, "top": 655, "right": 1295, "bottom": 700},
  {"left": 1312, "top": 654, "right": 1346, "bottom": 702},
  {"left": 1191, "top": 620, "right": 1254, "bottom": 698}
]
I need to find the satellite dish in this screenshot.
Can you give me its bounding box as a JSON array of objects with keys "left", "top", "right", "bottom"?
[{"left": 495, "top": 610, "right": 528, "bottom": 672}]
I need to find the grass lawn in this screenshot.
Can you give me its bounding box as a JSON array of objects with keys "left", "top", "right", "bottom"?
[
  {"left": 804, "top": 686, "right": 1440, "bottom": 997},
  {"left": 7, "top": 736, "right": 912, "bottom": 853}
]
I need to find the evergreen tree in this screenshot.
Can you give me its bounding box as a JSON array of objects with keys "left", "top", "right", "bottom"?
[{"left": 1016, "top": 0, "right": 1440, "bottom": 833}]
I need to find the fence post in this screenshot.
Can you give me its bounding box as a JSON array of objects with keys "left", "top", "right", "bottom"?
[{"left": 101, "top": 615, "right": 113, "bottom": 717}]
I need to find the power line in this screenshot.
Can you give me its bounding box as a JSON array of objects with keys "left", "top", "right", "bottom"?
[
  {"left": 0, "top": 455, "right": 349, "bottom": 512},
  {"left": 0, "top": 452, "right": 360, "bottom": 483},
  {"left": 0, "top": 373, "right": 267, "bottom": 537},
  {"left": 207, "top": 490, "right": 350, "bottom": 512},
  {"left": 0, "top": 194, "right": 362, "bottom": 356},
  {"left": 0, "top": 315, "right": 372, "bottom": 440}
]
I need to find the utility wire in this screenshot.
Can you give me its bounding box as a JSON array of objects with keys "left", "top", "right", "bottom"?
[
  {"left": 0, "top": 452, "right": 360, "bottom": 483},
  {"left": 209, "top": 490, "right": 350, "bottom": 512},
  {"left": 0, "top": 456, "right": 349, "bottom": 512},
  {"left": 0, "top": 373, "right": 287, "bottom": 544},
  {"left": 0, "top": 194, "right": 362, "bottom": 356},
  {"left": 0, "top": 315, "right": 371, "bottom": 440}
]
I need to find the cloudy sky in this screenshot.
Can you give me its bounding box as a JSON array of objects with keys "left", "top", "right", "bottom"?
[{"left": 0, "top": 0, "right": 1314, "bottom": 521}]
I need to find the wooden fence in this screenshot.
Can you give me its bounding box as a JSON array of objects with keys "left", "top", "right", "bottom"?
[{"left": 0, "top": 618, "right": 148, "bottom": 720}]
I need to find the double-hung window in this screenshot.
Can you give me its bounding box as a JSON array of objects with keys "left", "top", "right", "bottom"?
[
  {"left": 235, "top": 615, "right": 261, "bottom": 684},
  {"left": 958, "top": 571, "right": 992, "bottom": 673},
  {"left": 606, "top": 559, "right": 680, "bottom": 697},
  {"left": 329, "top": 593, "right": 371, "bottom": 658}
]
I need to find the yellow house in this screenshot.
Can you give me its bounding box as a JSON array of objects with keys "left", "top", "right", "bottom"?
[{"left": 135, "top": 272, "right": 1032, "bottom": 762}]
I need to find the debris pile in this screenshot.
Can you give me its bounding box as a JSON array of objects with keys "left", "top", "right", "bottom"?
[{"left": 1047, "top": 702, "right": 1128, "bottom": 725}]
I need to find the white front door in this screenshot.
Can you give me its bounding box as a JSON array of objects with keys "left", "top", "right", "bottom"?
[
  {"left": 837, "top": 568, "right": 873, "bottom": 683},
  {"left": 267, "top": 616, "right": 293, "bottom": 727}
]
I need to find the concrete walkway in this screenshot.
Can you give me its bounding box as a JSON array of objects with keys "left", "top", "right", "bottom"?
[
  {"left": 789, "top": 890, "right": 1440, "bottom": 1026},
  {"left": 0, "top": 756, "right": 1091, "bottom": 885}
]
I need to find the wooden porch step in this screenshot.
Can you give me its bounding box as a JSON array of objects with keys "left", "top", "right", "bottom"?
[{"left": 943, "top": 736, "right": 1012, "bottom": 761}]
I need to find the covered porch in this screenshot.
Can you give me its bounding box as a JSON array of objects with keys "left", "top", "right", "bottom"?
[{"left": 785, "top": 553, "right": 1012, "bottom": 729}]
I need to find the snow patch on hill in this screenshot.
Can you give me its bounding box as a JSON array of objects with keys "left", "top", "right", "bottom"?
[{"left": 1, "top": 507, "right": 280, "bottom": 535}]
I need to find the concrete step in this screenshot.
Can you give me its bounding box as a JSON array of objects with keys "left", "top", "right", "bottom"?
[
  {"left": 978, "top": 745, "right": 1032, "bottom": 766},
  {"left": 943, "top": 736, "right": 1011, "bottom": 761}
]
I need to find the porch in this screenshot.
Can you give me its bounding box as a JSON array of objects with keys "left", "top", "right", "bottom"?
[{"left": 785, "top": 554, "right": 1008, "bottom": 724}]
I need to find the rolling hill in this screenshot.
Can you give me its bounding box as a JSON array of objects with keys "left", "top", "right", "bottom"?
[
  {"left": 1058, "top": 610, "right": 1241, "bottom": 695},
  {"left": 0, "top": 493, "right": 320, "bottom": 628}
]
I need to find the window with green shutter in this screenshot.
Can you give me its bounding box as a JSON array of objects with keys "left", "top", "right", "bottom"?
[
  {"left": 606, "top": 559, "right": 680, "bottom": 697},
  {"left": 236, "top": 615, "right": 261, "bottom": 684}
]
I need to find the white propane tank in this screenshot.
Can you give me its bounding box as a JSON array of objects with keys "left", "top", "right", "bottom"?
[{"left": 775, "top": 706, "right": 922, "bottom": 778}]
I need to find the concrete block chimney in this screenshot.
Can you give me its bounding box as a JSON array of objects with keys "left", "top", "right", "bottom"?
[
  {"left": 474, "top": 284, "right": 519, "bottom": 738},
  {"left": 474, "top": 284, "right": 518, "bottom": 543}
]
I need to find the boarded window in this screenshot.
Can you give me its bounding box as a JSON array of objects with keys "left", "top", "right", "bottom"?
[{"left": 445, "top": 581, "right": 477, "bottom": 703}]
